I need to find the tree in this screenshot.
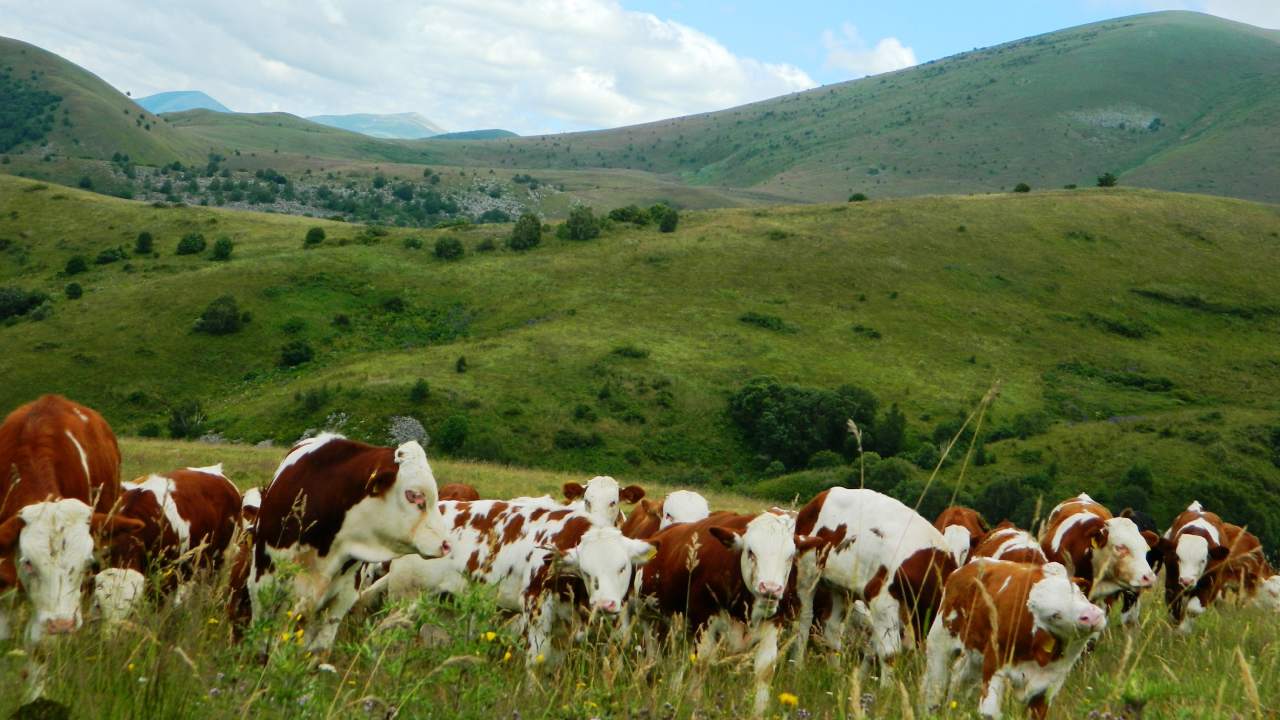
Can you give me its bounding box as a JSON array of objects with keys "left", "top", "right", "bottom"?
[
  {"left": 305, "top": 226, "right": 326, "bottom": 246},
  {"left": 848, "top": 192, "right": 868, "bottom": 202},
  {"left": 437, "top": 414, "right": 469, "bottom": 452},
  {"left": 1097, "top": 172, "right": 1119, "bottom": 188},
  {"left": 875, "top": 404, "right": 907, "bottom": 457},
  {"left": 1013, "top": 182, "right": 1031, "bottom": 193},
  {"left": 64, "top": 256, "right": 88, "bottom": 275},
  {"left": 167, "top": 400, "right": 206, "bottom": 439},
  {"left": 176, "top": 232, "right": 206, "bottom": 255},
  {"left": 210, "top": 236, "right": 234, "bottom": 261},
  {"left": 193, "top": 295, "right": 242, "bottom": 335},
  {"left": 563, "top": 205, "right": 601, "bottom": 241},
  {"left": 658, "top": 206, "right": 679, "bottom": 233},
  {"left": 134, "top": 231, "right": 153, "bottom": 254},
  {"left": 64, "top": 283, "right": 82, "bottom": 300},
  {"left": 434, "top": 236, "right": 464, "bottom": 261},
  {"left": 409, "top": 378, "right": 430, "bottom": 404},
  {"left": 279, "top": 340, "right": 314, "bottom": 367},
  {"left": 508, "top": 212, "right": 541, "bottom": 251},
  {"left": 78, "top": 176, "right": 92, "bottom": 190}
]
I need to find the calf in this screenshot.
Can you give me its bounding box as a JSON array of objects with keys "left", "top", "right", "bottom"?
[
  {"left": 232, "top": 433, "right": 450, "bottom": 652},
  {"left": 562, "top": 475, "right": 645, "bottom": 526},
  {"left": 1205, "top": 523, "right": 1280, "bottom": 612},
  {"left": 935, "top": 506, "right": 989, "bottom": 565},
  {"left": 362, "top": 499, "right": 653, "bottom": 663},
  {"left": 634, "top": 510, "right": 829, "bottom": 715},
  {"left": 439, "top": 483, "right": 480, "bottom": 501},
  {"left": 620, "top": 490, "right": 711, "bottom": 539},
  {"left": 93, "top": 465, "right": 242, "bottom": 625},
  {"left": 972, "top": 521, "right": 1047, "bottom": 564},
  {"left": 1159, "top": 501, "right": 1230, "bottom": 630},
  {"left": 1040, "top": 493, "right": 1157, "bottom": 623},
  {"left": 0, "top": 395, "right": 127, "bottom": 644},
  {"left": 923, "top": 560, "right": 1105, "bottom": 719},
  {"left": 792, "top": 488, "right": 957, "bottom": 678}
]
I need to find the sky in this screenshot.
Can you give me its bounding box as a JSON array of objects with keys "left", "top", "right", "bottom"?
[{"left": 0, "top": 1, "right": 1276, "bottom": 135}]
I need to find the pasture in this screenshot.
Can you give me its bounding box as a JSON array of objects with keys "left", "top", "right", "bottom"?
[{"left": 0, "top": 439, "right": 1276, "bottom": 718}]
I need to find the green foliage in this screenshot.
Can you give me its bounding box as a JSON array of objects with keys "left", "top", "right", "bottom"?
[
  {"left": 78, "top": 175, "right": 93, "bottom": 190},
  {"left": 728, "top": 376, "right": 878, "bottom": 471},
  {"left": 651, "top": 204, "right": 679, "bottom": 233},
  {"left": 304, "top": 226, "right": 326, "bottom": 246},
  {"left": 739, "top": 311, "right": 794, "bottom": 333},
  {"left": 562, "top": 205, "right": 601, "bottom": 241},
  {"left": 175, "top": 232, "right": 206, "bottom": 255},
  {"left": 508, "top": 212, "right": 541, "bottom": 251},
  {"left": 402, "top": 236, "right": 424, "bottom": 250},
  {"left": 1013, "top": 182, "right": 1031, "bottom": 193},
  {"left": 608, "top": 205, "right": 650, "bottom": 225},
  {"left": 64, "top": 256, "right": 88, "bottom": 275},
  {"left": 1098, "top": 172, "right": 1119, "bottom": 187},
  {"left": 875, "top": 404, "right": 907, "bottom": 457},
  {"left": 437, "top": 414, "right": 469, "bottom": 453},
  {"left": 210, "top": 236, "right": 233, "bottom": 261},
  {"left": 611, "top": 345, "right": 649, "bottom": 359},
  {"left": 193, "top": 295, "right": 242, "bottom": 335},
  {"left": 64, "top": 282, "right": 82, "bottom": 299},
  {"left": 554, "top": 428, "right": 603, "bottom": 449},
  {"left": 434, "top": 236, "right": 464, "bottom": 261},
  {"left": 94, "top": 247, "right": 126, "bottom": 264},
  {"left": 0, "top": 286, "right": 49, "bottom": 320},
  {"left": 0, "top": 68, "right": 61, "bottom": 153},
  {"left": 848, "top": 192, "right": 869, "bottom": 202},
  {"left": 455, "top": 355, "right": 468, "bottom": 373},
  {"left": 279, "top": 340, "right": 314, "bottom": 367},
  {"left": 134, "top": 231, "right": 153, "bottom": 254},
  {"left": 408, "top": 378, "right": 430, "bottom": 404},
  {"left": 808, "top": 450, "right": 844, "bottom": 469},
  {"left": 167, "top": 400, "right": 205, "bottom": 439}
]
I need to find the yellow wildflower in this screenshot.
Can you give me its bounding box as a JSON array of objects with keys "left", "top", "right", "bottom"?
[
  {"left": 295, "top": 628, "right": 304, "bottom": 639},
  {"left": 534, "top": 653, "right": 545, "bottom": 664},
  {"left": 206, "top": 617, "right": 219, "bottom": 625},
  {"left": 778, "top": 692, "right": 799, "bottom": 708},
  {"left": 689, "top": 653, "right": 698, "bottom": 664},
  {"left": 483, "top": 631, "right": 497, "bottom": 642},
  {"left": 279, "top": 632, "right": 292, "bottom": 643},
  {"left": 127, "top": 662, "right": 136, "bottom": 673},
  {"left": 502, "top": 650, "right": 513, "bottom": 662},
  {"left": 949, "top": 700, "right": 958, "bottom": 710}
]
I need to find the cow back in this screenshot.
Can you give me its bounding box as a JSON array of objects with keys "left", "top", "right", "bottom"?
[{"left": 0, "top": 395, "right": 121, "bottom": 519}]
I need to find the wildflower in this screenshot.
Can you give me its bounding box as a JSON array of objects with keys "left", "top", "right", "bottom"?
[
  {"left": 6, "top": 649, "right": 26, "bottom": 658},
  {"left": 502, "top": 650, "right": 513, "bottom": 662},
  {"left": 576, "top": 681, "right": 586, "bottom": 690},
  {"left": 949, "top": 700, "right": 958, "bottom": 710},
  {"left": 778, "top": 692, "right": 799, "bottom": 708},
  {"left": 689, "top": 653, "right": 698, "bottom": 664},
  {"left": 207, "top": 617, "right": 219, "bottom": 625},
  {"left": 279, "top": 632, "right": 291, "bottom": 643},
  {"left": 295, "top": 628, "right": 304, "bottom": 639},
  {"left": 127, "top": 662, "right": 136, "bottom": 673},
  {"left": 208, "top": 687, "right": 222, "bottom": 698},
  {"left": 483, "top": 631, "right": 497, "bottom": 642},
  {"left": 286, "top": 609, "right": 295, "bottom": 619},
  {"left": 534, "top": 653, "right": 545, "bottom": 664}
]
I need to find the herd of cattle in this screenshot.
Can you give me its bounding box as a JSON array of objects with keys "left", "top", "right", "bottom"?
[{"left": 2, "top": 394, "right": 1279, "bottom": 718}]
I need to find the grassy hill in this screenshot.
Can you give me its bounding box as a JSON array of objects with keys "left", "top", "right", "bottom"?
[
  {"left": 135, "top": 91, "right": 231, "bottom": 114},
  {"left": 2, "top": 173, "right": 1278, "bottom": 543}
]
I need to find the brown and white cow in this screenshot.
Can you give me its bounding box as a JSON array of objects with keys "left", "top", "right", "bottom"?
[
  {"left": 239, "top": 486, "right": 262, "bottom": 532},
  {"left": 1039, "top": 493, "right": 1157, "bottom": 622},
  {"left": 1159, "top": 501, "right": 1231, "bottom": 631},
  {"left": 934, "top": 506, "right": 989, "bottom": 565},
  {"left": 362, "top": 498, "right": 653, "bottom": 663},
  {"left": 620, "top": 490, "right": 711, "bottom": 539},
  {"left": 439, "top": 483, "right": 481, "bottom": 502},
  {"left": 562, "top": 476, "right": 645, "bottom": 526},
  {"left": 0, "top": 395, "right": 128, "bottom": 644},
  {"left": 634, "top": 510, "right": 831, "bottom": 715},
  {"left": 231, "top": 433, "right": 450, "bottom": 652},
  {"left": 1216, "top": 523, "right": 1280, "bottom": 612},
  {"left": 923, "top": 560, "right": 1105, "bottom": 719},
  {"left": 92, "top": 465, "right": 243, "bottom": 625},
  {"left": 792, "top": 488, "right": 957, "bottom": 679},
  {"left": 972, "top": 521, "right": 1047, "bottom": 565}
]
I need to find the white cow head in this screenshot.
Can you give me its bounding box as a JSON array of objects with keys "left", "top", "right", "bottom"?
[
  {"left": 241, "top": 486, "right": 262, "bottom": 531},
  {"left": 942, "top": 525, "right": 973, "bottom": 566},
  {"left": 389, "top": 441, "right": 450, "bottom": 559},
  {"left": 709, "top": 512, "right": 807, "bottom": 614},
  {"left": 1173, "top": 532, "right": 1229, "bottom": 588},
  {"left": 1092, "top": 517, "right": 1157, "bottom": 596},
  {"left": 563, "top": 476, "right": 644, "bottom": 526},
  {"left": 660, "top": 490, "right": 710, "bottom": 530},
  {"left": 91, "top": 567, "right": 146, "bottom": 628},
  {"left": 1256, "top": 575, "right": 1280, "bottom": 612},
  {"left": 0, "top": 499, "right": 103, "bottom": 644},
  {"left": 1028, "top": 562, "right": 1106, "bottom": 636},
  {"left": 560, "top": 526, "right": 653, "bottom": 613}
]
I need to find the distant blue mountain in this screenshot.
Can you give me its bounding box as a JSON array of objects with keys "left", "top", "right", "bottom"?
[
  {"left": 308, "top": 112, "right": 446, "bottom": 139},
  {"left": 136, "top": 91, "right": 231, "bottom": 114},
  {"left": 432, "top": 129, "right": 518, "bottom": 140}
]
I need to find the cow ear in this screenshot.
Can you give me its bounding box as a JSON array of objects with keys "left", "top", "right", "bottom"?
[
  {"left": 0, "top": 515, "right": 25, "bottom": 554},
  {"left": 1140, "top": 530, "right": 1160, "bottom": 550},
  {"left": 1071, "top": 577, "right": 1091, "bottom": 594},
  {"left": 91, "top": 513, "right": 146, "bottom": 538},
  {"left": 1088, "top": 525, "right": 1109, "bottom": 550},
  {"left": 366, "top": 467, "right": 398, "bottom": 497},
  {"left": 627, "top": 539, "right": 656, "bottom": 565},
  {"left": 1209, "top": 545, "right": 1231, "bottom": 561},
  {"left": 562, "top": 483, "right": 586, "bottom": 501},
  {"left": 618, "top": 485, "right": 645, "bottom": 505},
  {"left": 708, "top": 526, "right": 743, "bottom": 551}
]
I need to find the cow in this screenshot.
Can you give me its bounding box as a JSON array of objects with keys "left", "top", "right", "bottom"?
[
  {"left": 240, "top": 486, "right": 262, "bottom": 532},
  {"left": 561, "top": 476, "right": 645, "bottom": 526},
  {"left": 633, "top": 510, "right": 831, "bottom": 715},
  {"left": 92, "top": 465, "right": 243, "bottom": 626},
  {"left": 620, "top": 490, "right": 711, "bottom": 539},
  {"left": 792, "top": 488, "right": 957, "bottom": 679},
  {"left": 971, "top": 521, "right": 1047, "bottom": 565},
  {"left": 0, "top": 395, "right": 128, "bottom": 644},
  {"left": 923, "top": 560, "right": 1106, "bottom": 719},
  {"left": 1039, "top": 493, "right": 1157, "bottom": 624},
  {"left": 934, "top": 506, "right": 989, "bottom": 565},
  {"left": 1116, "top": 507, "right": 1161, "bottom": 622},
  {"left": 1158, "top": 501, "right": 1231, "bottom": 631},
  {"left": 439, "top": 483, "right": 480, "bottom": 502},
  {"left": 230, "top": 433, "right": 450, "bottom": 652},
  {"left": 1216, "top": 523, "right": 1280, "bottom": 611},
  {"left": 360, "top": 498, "right": 653, "bottom": 663}
]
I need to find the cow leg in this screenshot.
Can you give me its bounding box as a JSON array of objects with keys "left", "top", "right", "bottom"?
[
  {"left": 979, "top": 669, "right": 1007, "bottom": 719},
  {"left": 1119, "top": 590, "right": 1141, "bottom": 626},
  {"left": 866, "top": 592, "right": 903, "bottom": 685},
  {"left": 525, "top": 595, "right": 558, "bottom": 667},
  {"left": 922, "top": 615, "right": 957, "bottom": 710},
  {"left": 751, "top": 622, "right": 780, "bottom": 718},
  {"left": 0, "top": 606, "right": 10, "bottom": 642},
  {"left": 1178, "top": 596, "right": 1204, "bottom": 634},
  {"left": 821, "top": 591, "right": 847, "bottom": 654},
  {"left": 789, "top": 549, "right": 822, "bottom": 663},
  {"left": 307, "top": 569, "right": 360, "bottom": 654}
]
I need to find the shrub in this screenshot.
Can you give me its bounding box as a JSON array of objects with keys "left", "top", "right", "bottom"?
[
  {"left": 138, "top": 423, "right": 161, "bottom": 438},
  {"left": 409, "top": 378, "right": 430, "bottom": 404},
  {"left": 64, "top": 256, "right": 88, "bottom": 275},
  {"left": 78, "top": 176, "right": 92, "bottom": 189},
  {"left": 455, "top": 356, "right": 468, "bottom": 373},
  {"left": 728, "top": 376, "right": 879, "bottom": 471},
  {"left": 608, "top": 205, "right": 650, "bottom": 226},
  {"left": 176, "top": 232, "right": 206, "bottom": 255},
  {"left": 134, "top": 231, "right": 154, "bottom": 254},
  {"left": 437, "top": 414, "right": 469, "bottom": 452},
  {"left": 167, "top": 400, "right": 205, "bottom": 439},
  {"left": 305, "top": 226, "right": 326, "bottom": 246},
  {"left": 554, "top": 428, "right": 603, "bottom": 450},
  {"left": 739, "top": 311, "right": 793, "bottom": 333},
  {"left": 210, "top": 236, "right": 233, "bottom": 261},
  {"left": 562, "top": 206, "right": 601, "bottom": 241},
  {"left": 848, "top": 192, "right": 868, "bottom": 202},
  {"left": 865, "top": 457, "right": 916, "bottom": 494},
  {"left": 908, "top": 442, "right": 941, "bottom": 470},
  {"left": 64, "top": 283, "right": 82, "bottom": 300},
  {"left": 193, "top": 295, "right": 242, "bottom": 335},
  {"left": 808, "top": 450, "right": 844, "bottom": 469},
  {"left": 434, "top": 236, "right": 464, "bottom": 261},
  {"left": 1013, "top": 182, "right": 1031, "bottom": 193},
  {"left": 0, "top": 286, "right": 49, "bottom": 320},
  {"left": 1097, "top": 172, "right": 1119, "bottom": 187},
  {"left": 95, "top": 247, "right": 126, "bottom": 264},
  {"left": 572, "top": 404, "right": 597, "bottom": 422},
  {"left": 281, "top": 317, "right": 306, "bottom": 334},
  {"left": 476, "top": 238, "right": 497, "bottom": 253},
  {"left": 875, "top": 404, "right": 907, "bottom": 457},
  {"left": 611, "top": 345, "right": 649, "bottom": 359},
  {"left": 279, "top": 340, "right": 314, "bottom": 367},
  {"left": 508, "top": 212, "right": 541, "bottom": 251},
  {"left": 331, "top": 313, "right": 351, "bottom": 328},
  {"left": 657, "top": 205, "right": 679, "bottom": 233},
  {"left": 402, "top": 236, "right": 424, "bottom": 250}
]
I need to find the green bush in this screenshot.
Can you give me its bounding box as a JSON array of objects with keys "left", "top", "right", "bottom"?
[
  {"left": 176, "top": 232, "right": 206, "bottom": 255},
  {"left": 562, "top": 206, "right": 601, "bottom": 241},
  {"left": 134, "top": 231, "right": 154, "bottom": 254},
  {"left": 434, "top": 236, "right": 464, "bottom": 261},
  {"left": 476, "top": 238, "right": 497, "bottom": 253},
  {"left": 739, "top": 311, "right": 794, "bottom": 333},
  {"left": 210, "top": 236, "right": 233, "bottom": 261},
  {"left": 728, "top": 376, "right": 879, "bottom": 471},
  {"left": 848, "top": 193, "right": 868, "bottom": 202},
  {"left": 138, "top": 423, "right": 161, "bottom": 438},
  {"left": 409, "top": 379, "right": 430, "bottom": 404},
  {"left": 304, "top": 226, "right": 326, "bottom": 246},
  {"left": 78, "top": 176, "right": 93, "bottom": 190},
  {"left": 554, "top": 428, "right": 603, "bottom": 450},
  {"left": 865, "top": 457, "right": 916, "bottom": 494},
  {"left": 455, "top": 356, "right": 468, "bottom": 373},
  {"left": 611, "top": 345, "right": 649, "bottom": 359},
  {"left": 63, "top": 256, "right": 88, "bottom": 275},
  {"left": 403, "top": 236, "right": 424, "bottom": 250},
  {"left": 437, "top": 414, "right": 469, "bottom": 452},
  {"left": 875, "top": 404, "right": 907, "bottom": 457},
  {"left": 1097, "top": 172, "right": 1119, "bottom": 187},
  {"left": 808, "top": 450, "right": 845, "bottom": 469},
  {"left": 0, "top": 286, "right": 49, "bottom": 320},
  {"left": 64, "top": 283, "right": 82, "bottom": 300},
  {"left": 1013, "top": 182, "right": 1031, "bottom": 193},
  {"left": 508, "top": 213, "right": 541, "bottom": 251},
  {"left": 279, "top": 340, "right": 314, "bottom": 367},
  {"left": 95, "top": 247, "right": 126, "bottom": 264},
  {"left": 608, "top": 205, "right": 650, "bottom": 226},
  {"left": 654, "top": 204, "right": 679, "bottom": 232},
  {"left": 193, "top": 295, "right": 242, "bottom": 335},
  {"left": 167, "top": 400, "right": 205, "bottom": 439}
]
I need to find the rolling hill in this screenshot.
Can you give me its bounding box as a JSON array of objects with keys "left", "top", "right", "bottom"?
[
  {"left": 135, "top": 90, "right": 230, "bottom": 114},
  {"left": 2, "top": 174, "right": 1278, "bottom": 544},
  {"left": 308, "top": 112, "right": 445, "bottom": 139}
]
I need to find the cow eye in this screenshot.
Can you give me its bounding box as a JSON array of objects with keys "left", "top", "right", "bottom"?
[
  {"left": 748, "top": 550, "right": 756, "bottom": 562},
  {"left": 1051, "top": 612, "right": 1062, "bottom": 620},
  {"left": 610, "top": 501, "right": 617, "bottom": 507},
  {"left": 19, "top": 558, "right": 34, "bottom": 575},
  {"left": 618, "top": 565, "right": 626, "bottom": 574}
]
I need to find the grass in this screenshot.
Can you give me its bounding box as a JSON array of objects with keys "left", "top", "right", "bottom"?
[{"left": 1, "top": 439, "right": 1277, "bottom": 718}]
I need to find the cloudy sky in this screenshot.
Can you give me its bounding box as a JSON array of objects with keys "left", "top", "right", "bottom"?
[{"left": 0, "top": 0, "right": 1275, "bottom": 135}]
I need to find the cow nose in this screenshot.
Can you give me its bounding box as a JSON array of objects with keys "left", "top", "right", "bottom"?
[
  {"left": 1079, "top": 608, "right": 1103, "bottom": 627},
  {"left": 1138, "top": 573, "right": 1155, "bottom": 588},
  {"left": 596, "top": 599, "right": 619, "bottom": 613},
  {"left": 758, "top": 581, "right": 783, "bottom": 598},
  {"left": 1178, "top": 576, "right": 1194, "bottom": 588},
  {"left": 45, "top": 617, "right": 78, "bottom": 635},
  {"left": 439, "top": 540, "right": 451, "bottom": 556}
]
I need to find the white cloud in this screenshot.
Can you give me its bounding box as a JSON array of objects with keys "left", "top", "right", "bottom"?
[
  {"left": 0, "top": 0, "right": 816, "bottom": 134},
  {"left": 1202, "top": 0, "right": 1280, "bottom": 28},
  {"left": 822, "top": 23, "right": 917, "bottom": 78}
]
